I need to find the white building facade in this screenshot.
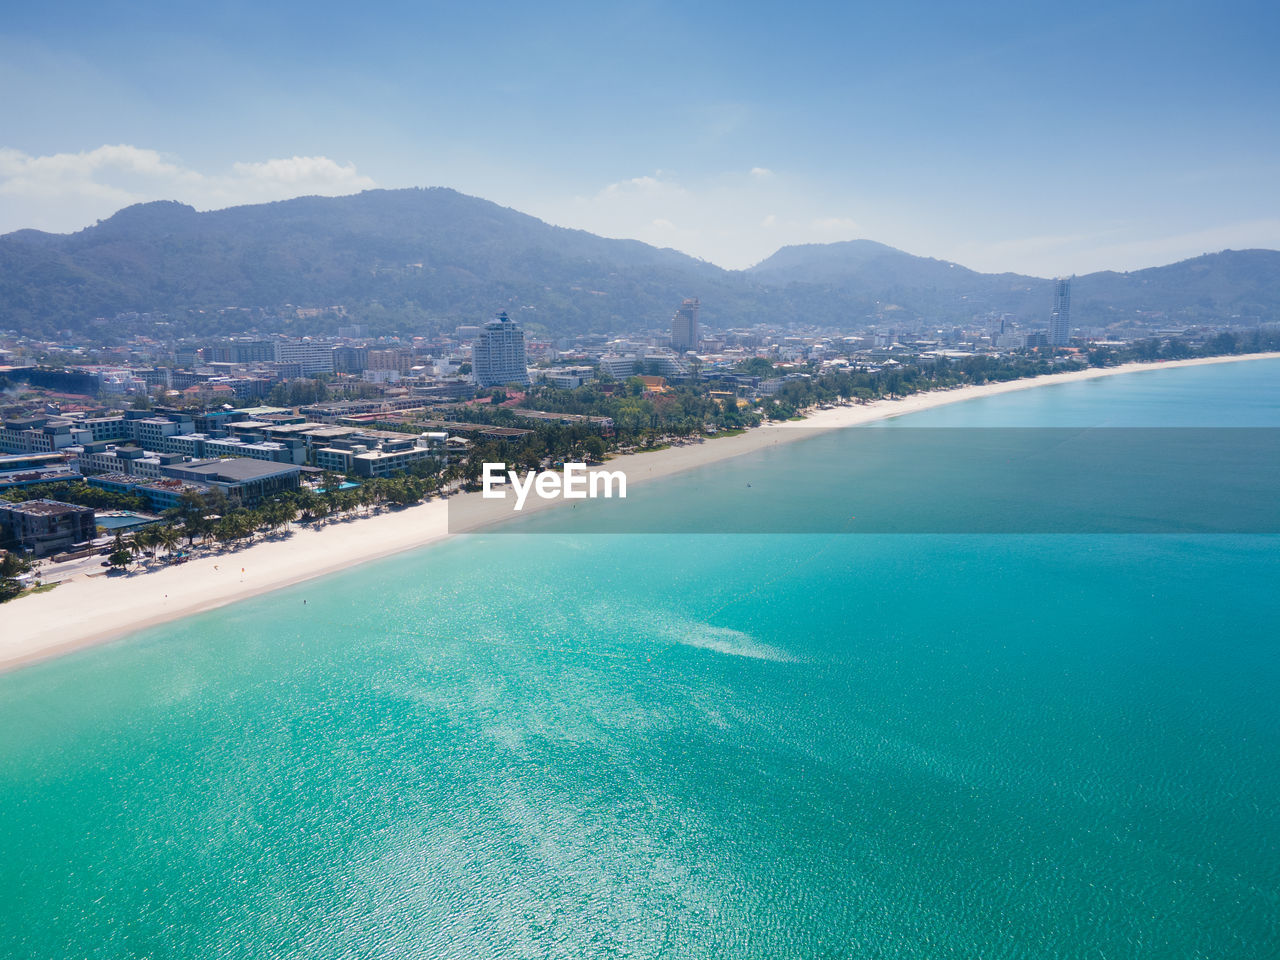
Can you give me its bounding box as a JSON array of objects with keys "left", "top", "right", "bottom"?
[{"left": 471, "top": 313, "right": 530, "bottom": 388}]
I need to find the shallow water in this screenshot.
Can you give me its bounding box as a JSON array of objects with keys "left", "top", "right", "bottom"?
[{"left": 2, "top": 359, "right": 1277, "bottom": 958}]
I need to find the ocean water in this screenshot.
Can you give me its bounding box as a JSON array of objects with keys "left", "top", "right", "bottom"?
[{"left": 1, "top": 359, "right": 1278, "bottom": 958}]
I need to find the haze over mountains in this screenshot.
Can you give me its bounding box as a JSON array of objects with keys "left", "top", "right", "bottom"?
[{"left": 1, "top": 187, "right": 1277, "bottom": 339}]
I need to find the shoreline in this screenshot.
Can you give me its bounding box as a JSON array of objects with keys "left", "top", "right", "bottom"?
[{"left": 3, "top": 351, "right": 1277, "bottom": 672}]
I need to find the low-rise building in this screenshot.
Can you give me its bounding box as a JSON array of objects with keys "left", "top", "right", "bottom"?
[
  {"left": 538, "top": 365, "right": 596, "bottom": 390},
  {"left": 80, "top": 415, "right": 133, "bottom": 442},
  {"left": 0, "top": 416, "right": 93, "bottom": 455},
  {"left": 163, "top": 433, "right": 209, "bottom": 459},
  {"left": 87, "top": 474, "right": 212, "bottom": 512},
  {"left": 160, "top": 458, "right": 302, "bottom": 505},
  {"left": 131, "top": 415, "right": 195, "bottom": 449},
  {"left": 0, "top": 464, "right": 82, "bottom": 490},
  {"left": 299, "top": 397, "right": 427, "bottom": 422},
  {"left": 314, "top": 432, "right": 447, "bottom": 478},
  {"left": 598, "top": 354, "right": 640, "bottom": 379},
  {"left": 509, "top": 410, "right": 615, "bottom": 435},
  {"left": 202, "top": 436, "right": 306, "bottom": 465},
  {"left": 0, "top": 499, "right": 97, "bottom": 556},
  {"left": 74, "top": 443, "right": 183, "bottom": 479},
  {"left": 641, "top": 353, "right": 691, "bottom": 378},
  {"left": 417, "top": 420, "right": 532, "bottom": 441}
]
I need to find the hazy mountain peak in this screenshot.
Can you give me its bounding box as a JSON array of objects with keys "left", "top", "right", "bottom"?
[{"left": 0, "top": 188, "right": 1276, "bottom": 338}]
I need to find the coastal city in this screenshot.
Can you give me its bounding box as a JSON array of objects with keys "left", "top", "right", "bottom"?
[
  {"left": 3, "top": 286, "right": 1277, "bottom": 597},
  {"left": 5, "top": 2, "right": 1280, "bottom": 957}
]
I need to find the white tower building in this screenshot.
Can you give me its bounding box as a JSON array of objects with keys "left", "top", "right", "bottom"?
[{"left": 471, "top": 313, "right": 530, "bottom": 388}]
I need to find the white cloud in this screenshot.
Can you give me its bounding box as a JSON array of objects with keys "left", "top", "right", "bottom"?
[
  {"left": 598, "top": 174, "right": 690, "bottom": 202},
  {"left": 0, "top": 145, "right": 376, "bottom": 234},
  {"left": 750, "top": 166, "right": 774, "bottom": 179}
]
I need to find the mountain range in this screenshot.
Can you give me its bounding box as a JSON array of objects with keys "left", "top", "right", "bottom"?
[{"left": 1, "top": 187, "right": 1278, "bottom": 339}]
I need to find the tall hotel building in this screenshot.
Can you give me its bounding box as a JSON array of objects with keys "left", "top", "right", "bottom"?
[
  {"left": 471, "top": 313, "right": 531, "bottom": 387},
  {"left": 1048, "top": 277, "right": 1071, "bottom": 347},
  {"left": 671, "top": 298, "right": 700, "bottom": 352}
]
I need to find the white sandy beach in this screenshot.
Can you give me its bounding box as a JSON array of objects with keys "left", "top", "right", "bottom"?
[{"left": 3, "top": 351, "right": 1277, "bottom": 670}]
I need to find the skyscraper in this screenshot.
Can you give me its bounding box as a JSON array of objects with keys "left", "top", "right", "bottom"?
[
  {"left": 671, "top": 298, "right": 700, "bottom": 352},
  {"left": 1048, "top": 277, "right": 1071, "bottom": 347},
  {"left": 471, "top": 312, "right": 530, "bottom": 387}
]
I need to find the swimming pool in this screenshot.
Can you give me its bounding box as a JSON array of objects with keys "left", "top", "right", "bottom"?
[{"left": 96, "top": 512, "right": 160, "bottom": 531}]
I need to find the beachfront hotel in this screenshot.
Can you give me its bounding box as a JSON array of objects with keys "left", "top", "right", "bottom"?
[
  {"left": 86, "top": 458, "right": 303, "bottom": 511},
  {"left": 160, "top": 459, "right": 302, "bottom": 504}
]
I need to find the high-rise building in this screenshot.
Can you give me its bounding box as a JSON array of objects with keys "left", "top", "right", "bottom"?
[
  {"left": 274, "top": 339, "right": 335, "bottom": 375},
  {"left": 1048, "top": 277, "right": 1071, "bottom": 347},
  {"left": 471, "top": 313, "right": 530, "bottom": 388},
  {"left": 671, "top": 298, "right": 700, "bottom": 352}
]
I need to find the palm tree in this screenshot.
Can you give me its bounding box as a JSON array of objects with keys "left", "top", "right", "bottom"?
[
  {"left": 1, "top": 550, "right": 34, "bottom": 601},
  {"left": 277, "top": 500, "right": 299, "bottom": 532},
  {"left": 294, "top": 490, "right": 320, "bottom": 523},
  {"left": 320, "top": 471, "right": 342, "bottom": 514},
  {"left": 125, "top": 530, "right": 149, "bottom": 560},
  {"left": 258, "top": 501, "right": 281, "bottom": 535},
  {"left": 310, "top": 499, "right": 332, "bottom": 525},
  {"left": 216, "top": 512, "right": 253, "bottom": 547},
  {"left": 107, "top": 533, "right": 133, "bottom": 571},
  {"left": 250, "top": 506, "right": 271, "bottom": 540},
  {"left": 337, "top": 490, "right": 359, "bottom": 517},
  {"left": 213, "top": 517, "right": 237, "bottom": 549},
  {"left": 156, "top": 524, "right": 181, "bottom": 560}
]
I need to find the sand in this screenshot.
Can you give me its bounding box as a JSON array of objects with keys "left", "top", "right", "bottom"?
[{"left": 3, "top": 352, "right": 1277, "bottom": 671}]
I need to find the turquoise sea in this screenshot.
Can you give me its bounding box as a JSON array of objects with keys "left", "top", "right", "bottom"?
[{"left": 2, "top": 359, "right": 1278, "bottom": 958}]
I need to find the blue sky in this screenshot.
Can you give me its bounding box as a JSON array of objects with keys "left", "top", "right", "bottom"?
[{"left": 1, "top": 0, "right": 1277, "bottom": 275}]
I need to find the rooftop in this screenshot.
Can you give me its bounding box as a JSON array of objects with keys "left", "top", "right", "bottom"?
[
  {"left": 172, "top": 458, "right": 301, "bottom": 482},
  {"left": 0, "top": 498, "right": 93, "bottom": 517},
  {"left": 236, "top": 406, "right": 290, "bottom": 417},
  {"left": 90, "top": 473, "right": 213, "bottom": 494}
]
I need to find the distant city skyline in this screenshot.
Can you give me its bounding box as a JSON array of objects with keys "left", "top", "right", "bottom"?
[{"left": 2, "top": 1, "right": 1277, "bottom": 277}]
